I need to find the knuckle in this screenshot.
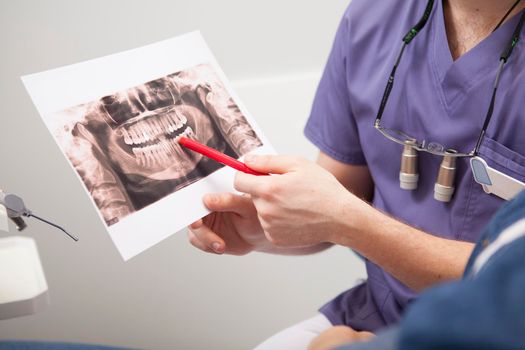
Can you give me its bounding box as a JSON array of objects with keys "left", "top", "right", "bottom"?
[
  {"left": 268, "top": 183, "right": 280, "bottom": 194},
  {"left": 264, "top": 231, "right": 277, "bottom": 244},
  {"left": 221, "top": 192, "right": 236, "bottom": 206},
  {"left": 204, "top": 194, "right": 220, "bottom": 208},
  {"left": 199, "top": 232, "right": 214, "bottom": 244},
  {"left": 260, "top": 182, "right": 280, "bottom": 199},
  {"left": 189, "top": 236, "right": 198, "bottom": 246},
  {"left": 257, "top": 202, "right": 276, "bottom": 220},
  {"left": 265, "top": 232, "right": 284, "bottom": 247},
  {"left": 258, "top": 210, "right": 274, "bottom": 223},
  {"left": 190, "top": 228, "right": 209, "bottom": 243},
  {"left": 188, "top": 235, "right": 202, "bottom": 249},
  {"left": 233, "top": 173, "right": 244, "bottom": 190}
]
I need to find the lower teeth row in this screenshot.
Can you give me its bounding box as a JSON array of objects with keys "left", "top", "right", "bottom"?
[{"left": 131, "top": 126, "right": 195, "bottom": 168}]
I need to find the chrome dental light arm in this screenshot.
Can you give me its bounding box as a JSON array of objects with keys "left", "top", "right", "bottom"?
[{"left": 0, "top": 189, "right": 78, "bottom": 241}]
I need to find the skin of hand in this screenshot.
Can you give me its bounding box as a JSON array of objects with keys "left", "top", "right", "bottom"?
[
  {"left": 188, "top": 193, "right": 265, "bottom": 255},
  {"left": 188, "top": 191, "right": 333, "bottom": 256},
  {"left": 234, "top": 155, "right": 352, "bottom": 248},
  {"left": 187, "top": 152, "right": 353, "bottom": 256},
  {"left": 308, "top": 326, "right": 375, "bottom": 350}
]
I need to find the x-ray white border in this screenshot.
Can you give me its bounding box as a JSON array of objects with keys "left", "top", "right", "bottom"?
[
  {"left": 21, "top": 32, "right": 274, "bottom": 260},
  {"left": 0, "top": 205, "right": 8, "bottom": 233}
]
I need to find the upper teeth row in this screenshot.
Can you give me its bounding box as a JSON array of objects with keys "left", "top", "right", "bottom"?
[
  {"left": 131, "top": 126, "right": 196, "bottom": 168},
  {"left": 122, "top": 113, "right": 188, "bottom": 145}
]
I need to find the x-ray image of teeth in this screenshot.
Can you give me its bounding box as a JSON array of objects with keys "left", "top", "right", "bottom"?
[{"left": 52, "top": 63, "right": 262, "bottom": 226}]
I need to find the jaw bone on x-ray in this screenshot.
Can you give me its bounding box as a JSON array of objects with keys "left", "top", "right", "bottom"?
[{"left": 57, "top": 64, "right": 262, "bottom": 226}]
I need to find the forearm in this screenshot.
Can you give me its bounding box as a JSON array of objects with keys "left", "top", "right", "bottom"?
[
  {"left": 256, "top": 242, "right": 333, "bottom": 256},
  {"left": 331, "top": 198, "right": 474, "bottom": 291}
]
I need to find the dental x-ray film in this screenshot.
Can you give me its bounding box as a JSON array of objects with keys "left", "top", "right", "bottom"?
[{"left": 21, "top": 32, "right": 273, "bottom": 260}]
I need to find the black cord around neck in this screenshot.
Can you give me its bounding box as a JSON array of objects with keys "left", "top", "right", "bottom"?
[{"left": 493, "top": 0, "right": 522, "bottom": 32}]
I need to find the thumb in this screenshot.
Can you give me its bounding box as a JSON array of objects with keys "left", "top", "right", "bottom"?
[
  {"left": 244, "top": 155, "right": 308, "bottom": 174},
  {"left": 203, "top": 193, "right": 254, "bottom": 217}
]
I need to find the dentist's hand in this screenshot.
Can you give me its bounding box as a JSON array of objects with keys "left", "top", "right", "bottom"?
[
  {"left": 188, "top": 193, "right": 266, "bottom": 255},
  {"left": 234, "top": 155, "right": 354, "bottom": 248}
]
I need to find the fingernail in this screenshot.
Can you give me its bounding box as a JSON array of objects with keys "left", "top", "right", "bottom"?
[
  {"left": 189, "top": 221, "right": 201, "bottom": 229},
  {"left": 212, "top": 242, "right": 223, "bottom": 253},
  {"left": 204, "top": 194, "right": 218, "bottom": 204}
]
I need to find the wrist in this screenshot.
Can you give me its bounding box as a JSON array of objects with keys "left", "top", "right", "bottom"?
[{"left": 327, "top": 192, "right": 375, "bottom": 248}]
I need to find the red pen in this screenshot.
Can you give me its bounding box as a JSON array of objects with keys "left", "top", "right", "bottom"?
[{"left": 178, "top": 137, "right": 268, "bottom": 176}]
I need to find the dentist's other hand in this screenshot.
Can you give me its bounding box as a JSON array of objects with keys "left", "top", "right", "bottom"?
[{"left": 188, "top": 193, "right": 265, "bottom": 255}]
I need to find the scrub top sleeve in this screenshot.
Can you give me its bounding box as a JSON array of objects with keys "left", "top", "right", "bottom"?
[{"left": 304, "top": 8, "right": 366, "bottom": 165}]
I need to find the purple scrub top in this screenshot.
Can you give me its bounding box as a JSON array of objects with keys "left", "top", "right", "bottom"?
[{"left": 304, "top": 0, "right": 525, "bottom": 331}]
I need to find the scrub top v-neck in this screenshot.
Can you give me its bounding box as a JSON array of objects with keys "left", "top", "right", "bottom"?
[{"left": 304, "top": 0, "right": 525, "bottom": 331}]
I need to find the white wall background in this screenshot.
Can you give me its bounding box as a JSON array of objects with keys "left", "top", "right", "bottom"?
[{"left": 0, "top": 1, "right": 365, "bottom": 349}]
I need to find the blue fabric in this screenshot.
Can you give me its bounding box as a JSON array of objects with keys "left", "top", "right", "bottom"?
[
  {"left": 398, "top": 190, "right": 525, "bottom": 349},
  {"left": 0, "top": 341, "right": 130, "bottom": 350},
  {"left": 305, "top": 0, "right": 525, "bottom": 331}
]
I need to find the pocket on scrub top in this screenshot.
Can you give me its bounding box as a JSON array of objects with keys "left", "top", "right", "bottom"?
[
  {"left": 457, "top": 136, "right": 525, "bottom": 242},
  {"left": 477, "top": 136, "right": 525, "bottom": 183}
]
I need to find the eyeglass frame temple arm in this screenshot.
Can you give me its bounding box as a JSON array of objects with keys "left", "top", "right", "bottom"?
[
  {"left": 375, "top": 0, "right": 435, "bottom": 125},
  {"left": 473, "top": 10, "right": 525, "bottom": 155}
]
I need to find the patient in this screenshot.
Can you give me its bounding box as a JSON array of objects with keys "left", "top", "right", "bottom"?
[{"left": 310, "top": 190, "right": 525, "bottom": 350}]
